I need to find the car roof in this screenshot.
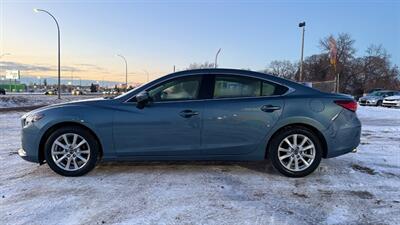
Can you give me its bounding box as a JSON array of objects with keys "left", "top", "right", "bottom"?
[{"left": 168, "top": 68, "right": 308, "bottom": 89}]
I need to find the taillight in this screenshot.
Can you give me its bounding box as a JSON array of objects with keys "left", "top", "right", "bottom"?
[{"left": 334, "top": 100, "right": 357, "bottom": 112}]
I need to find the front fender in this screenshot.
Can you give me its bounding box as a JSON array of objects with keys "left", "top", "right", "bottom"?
[{"left": 33, "top": 105, "right": 115, "bottom": 159}]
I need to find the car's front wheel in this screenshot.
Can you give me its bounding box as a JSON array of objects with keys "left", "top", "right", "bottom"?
[
  {"left": 269, "top": 126, "right": 322, "bottom": 177},
  {"left": 44, "top": 126, "right": 100, "bottom": 176}
]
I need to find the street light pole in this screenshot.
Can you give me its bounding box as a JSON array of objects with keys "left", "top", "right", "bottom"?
[
  {"left": 298, "top": 21, "right": 306, "bottom": 83},
  {"left": 116, "top": 54, "right": 128, "bottom": 91},
  {"left": 34, "top": 8, "right": 61, "bottom": 99},
  {"left": 143, "top": 70, "right": 149, "bottom": 83},
  {"left": 214, "top": 48, "right": 221, "bottom": 68}
]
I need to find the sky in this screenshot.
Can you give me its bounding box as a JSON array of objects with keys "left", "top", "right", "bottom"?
[{"left": 1, "top": 0, "right": 399, "bottom": 84}]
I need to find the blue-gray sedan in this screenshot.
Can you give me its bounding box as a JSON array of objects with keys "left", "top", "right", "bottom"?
[{"left": 19, "top": 69, "right": 361, "bottom": 177}]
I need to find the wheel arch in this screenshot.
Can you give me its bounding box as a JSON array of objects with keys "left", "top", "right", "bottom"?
[
  {"left": 38, "top": 122, "right": 103, "bottom": 164},
  {"left": 264, "top": 123, "right": 328, "bottom": 159}
]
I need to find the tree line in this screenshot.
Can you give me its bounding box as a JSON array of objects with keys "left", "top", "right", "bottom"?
[
  {"left": 265, "top": 33, "right": 400, "bottom": 95},
  {"left": 188, "top": 33, "right": 399, "bottom": 95}
]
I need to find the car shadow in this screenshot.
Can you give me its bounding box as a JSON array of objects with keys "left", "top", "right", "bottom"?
[{"left": 94, "top": 160, "right": 277, "bottom": 175}]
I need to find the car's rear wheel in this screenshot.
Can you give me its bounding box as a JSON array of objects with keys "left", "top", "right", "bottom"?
[
  {"left": 269, "top": 126, "right": 322, "bottom": 177},
  {"left": 44, "top": 126, "right": 99, "bottom": 176},
  {"left": 377, "top": 100, "right": 382, "bottom": 106}
]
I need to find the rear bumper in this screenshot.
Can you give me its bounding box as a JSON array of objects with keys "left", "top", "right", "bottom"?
[
  {"left": 358, "top": 101, "right": 378, "bottom": 106},
  {"left": 325, "top": 126, "right": 361, "bottom": 158},
  {"left": 324, "top": 110, "right": 361, "bottom": 158}
]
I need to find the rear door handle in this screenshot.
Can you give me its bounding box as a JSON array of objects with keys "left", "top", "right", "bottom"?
[
  {"left": 179, "top": 109, "right": 199, "bottom": 118},
  {"left": 261, "top": 105, "right": 281, "bottom": 112}
]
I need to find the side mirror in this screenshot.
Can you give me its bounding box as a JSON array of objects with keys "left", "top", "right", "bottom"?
[{"left": 136, "top": 91, "right": 151, "bottom": 109}]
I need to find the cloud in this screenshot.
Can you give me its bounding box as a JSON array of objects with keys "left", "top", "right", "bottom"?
[
  {"left": 0, "top": 61, "right": 56, "bottom": 72},
  {"left": 74, "top": 63, "right": 109, "bottom": 73},
  {"left": 0, "top": 61, "right": 108, "bottom": 73}
]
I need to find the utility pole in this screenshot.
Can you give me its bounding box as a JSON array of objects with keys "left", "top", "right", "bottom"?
[{"left": 299, "top": 21, "right": 306, "bottom": 82}]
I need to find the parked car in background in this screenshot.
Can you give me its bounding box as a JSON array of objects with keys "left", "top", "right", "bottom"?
[
  {"left": 0, "top": 88, "right": 6, "bottom": 95},
  {"left": 19, "top": 69, "right": 361, "bottom": 177},
  {"left": 382, "top": 94, "right": 400, "bottom": 108},
  {"left": 44, "top": 89, "right": 58, "bottom": 95},
  {"left": 365, "top": 88, "right": 383, "bottom": 96},
  {"left": 71, "top": 89, "right": 85, "bottom": 95},
  {"left": 358, "top": 90, "right": 399, "bottom": 106},
  {"left": 103, "top": 89, "right": 120, "bottom": 96}
]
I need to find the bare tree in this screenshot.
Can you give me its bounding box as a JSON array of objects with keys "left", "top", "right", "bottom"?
[
  {"left": 319, "top": 33, "right": 357, "bottom": 92},
  {"left": 268, "top": 33, "right": 400, "bottom": 94},
  {"left": 302, "top": 53, "right": 331, "bottom": 82},
  {"left": 320, "top": 33, "right": 356, "bottom": 64},
  {"left": 361, "top": 44, "right": 399, "bottom": 91},
  {"left": 265, "top": 60, "right": 297, "bottom": 80}
]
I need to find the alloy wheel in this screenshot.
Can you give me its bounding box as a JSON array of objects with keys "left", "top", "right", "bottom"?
[
  {"left": 277, "top": 134, "right": 316, "bottom": 172},
  {"left": 51, "top": 133, "right": 91, "bottom": 171}
]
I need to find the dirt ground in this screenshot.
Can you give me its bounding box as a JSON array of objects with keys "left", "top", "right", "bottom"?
[{"left": 0, "top": 106, "right": 399, "bottom": 225}]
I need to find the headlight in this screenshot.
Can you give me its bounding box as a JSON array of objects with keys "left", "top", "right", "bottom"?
[{"left": 24, "top": 113, "right": 44, "bottom": 126}]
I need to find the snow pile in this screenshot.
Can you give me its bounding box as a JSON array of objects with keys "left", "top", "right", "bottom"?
[
  {"left": 0, "top": 96, "right": 31, "bottom": 108},
  {"left": 0, "top": 95, "right": 96, "bottom": 108}
]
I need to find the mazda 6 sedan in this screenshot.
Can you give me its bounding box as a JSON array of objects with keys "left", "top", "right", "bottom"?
[{"left": 19, "top": 69, "right": 361, "bottom": 177}]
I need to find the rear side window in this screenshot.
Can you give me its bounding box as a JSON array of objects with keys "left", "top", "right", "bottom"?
[
  {"left": 213, "top": 75, "right": 288, "bottom": 99},
  {"left": 263, "top": 81, "right": 289, "bottom": 96}
]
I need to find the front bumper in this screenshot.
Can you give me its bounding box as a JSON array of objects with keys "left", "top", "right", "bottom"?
[
  {"left": 358, "top": 100, "right": 378, "bottom": 106},
  {"left": 18, "top": 148, "right": 38, "bottom": 163},
  {"left": 19, "top": 123, "right": 43, "bottom": 163},
  {"left": 382, "top": 101, "right": 400, "bottom": 107}
]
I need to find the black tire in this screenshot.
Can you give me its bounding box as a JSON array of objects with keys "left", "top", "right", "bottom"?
[
  {"left": 377, "top": 100, "right": 382, "bottom": 106},
  {"left": 268, "top": 126, "right": 322, "bottom": 177},
  {"left": 44, "top": 126, "right": 100, "bottom": 176}
]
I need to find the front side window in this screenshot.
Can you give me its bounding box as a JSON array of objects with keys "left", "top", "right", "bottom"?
[
  {"left": 148, "top": 76, "right": 202, "bottom": 102},
  {"left": 213, "top": 75, "right": 288, "bottom": 99}
]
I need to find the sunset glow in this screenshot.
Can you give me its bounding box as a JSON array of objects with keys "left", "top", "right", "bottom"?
[{"left": 1, "top": 1, "right": 399, "bottom": 85}]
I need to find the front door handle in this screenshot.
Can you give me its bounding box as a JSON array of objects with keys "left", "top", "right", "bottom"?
[
  {"left": 261, "top": 105, "right": 281, "bottom": 112},
  {"left": 179, "top": 110, "right": 199, "bottom": 118}
]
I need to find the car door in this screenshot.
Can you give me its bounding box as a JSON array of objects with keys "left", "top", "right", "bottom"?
[
  {"left": 201, "top": 74, "right": 287, "bottom": 155},
  {"left": 113, "top": 75, "right": 204, "bottom": 156}
]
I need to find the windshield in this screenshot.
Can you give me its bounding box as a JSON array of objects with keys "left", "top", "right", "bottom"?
[{"left": 369, "top": 91, "right": 387, "bottom": 96}]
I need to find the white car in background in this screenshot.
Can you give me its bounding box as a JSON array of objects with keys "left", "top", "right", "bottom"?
[{"left": 382, "top": 95, "right": 400, "bottom": 108}]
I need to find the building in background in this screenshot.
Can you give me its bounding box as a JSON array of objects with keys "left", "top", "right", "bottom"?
[{"left": 0, "top": 70, "right": 26, "bottom": 92}]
